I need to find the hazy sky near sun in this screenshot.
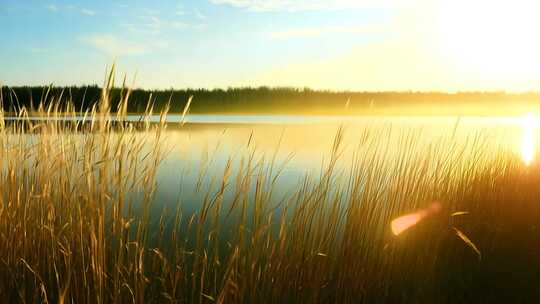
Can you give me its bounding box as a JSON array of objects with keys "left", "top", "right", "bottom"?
[{"left": 1, "top": 0, "right": 540, "bottom": 91}]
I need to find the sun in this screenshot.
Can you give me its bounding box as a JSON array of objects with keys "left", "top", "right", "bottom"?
[{"left": 437, "top": 0, "right": 540, "bottom": 82}]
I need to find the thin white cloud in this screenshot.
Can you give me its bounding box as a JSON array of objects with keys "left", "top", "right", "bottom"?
[
  {"left": 171, "top": 21, "right": 189, "bottom": 29},
  {"left": 81, "top": 8, "right": 96, "bottom": 16},
  {"left": 79, "top": 34, "right": 148, "bottom": 56},
  {"left": 125, "top": 12, "right": 206, "bottom": 35},
  {"left": 141, "top": 8, "right": 160, "bottom": 16},
  {"left": 269, "top": 25, "right": 382, "bottom": 39},
  {"left": 46, "top": 4, "right": 97, "bottom": 16},
  {"left": 175, "top": 5, "right": 206, "bottom": 19},
  {"left": 209, "top": 0, "right": 404, "bottom": 11},
  {"left": 145, "top": 16, "right": 162, "bottom": 30},
  {"left": 46, "top": 4, "right": 58, "bottom": 12},
  {"left": 176, "top": 3, "right": 186, "bottom": 15},
  {"left": 130, "top": 14, "right": 163, "bottom": 35},
  {"left": 27, "top": 47, "right": 47, "bottom": 54},
  {"left": 194, "top": 9, "right": 207, "bottom": 20}
]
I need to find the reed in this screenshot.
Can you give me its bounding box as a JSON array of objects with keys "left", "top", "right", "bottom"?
[{"left": 0, "top": 72, "right": 537, "bottom": 303}]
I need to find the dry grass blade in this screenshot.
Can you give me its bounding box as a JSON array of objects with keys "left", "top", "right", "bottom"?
[
  {"left": 453, "top": 227, "right": 482, "bottom": 261},
  {"left": 180, "top": 95, "right": 194, "bottom": 126}
]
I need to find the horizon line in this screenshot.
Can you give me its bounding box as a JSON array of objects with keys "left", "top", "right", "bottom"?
[{"left": 2, "top": 84, "right": 540, "bottom": 95}]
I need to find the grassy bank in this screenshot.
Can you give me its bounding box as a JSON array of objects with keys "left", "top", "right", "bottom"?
[{"left": 0, "top": 77, "right": 539, "bottom": 303}]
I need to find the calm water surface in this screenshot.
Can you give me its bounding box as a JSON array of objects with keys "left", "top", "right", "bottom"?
[
  {"left": 8, "top": 114, "right": 538, "bottom": 213},
  {"left": 146, "top": 114, "right": 538, "bottom": 212}
]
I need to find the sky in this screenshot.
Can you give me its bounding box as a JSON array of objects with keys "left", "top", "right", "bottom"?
[{"left": 1, "top": 0, "right": 540, "bottom": 91}]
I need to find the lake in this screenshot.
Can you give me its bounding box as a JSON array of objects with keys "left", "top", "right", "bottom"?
[
  {"left": 6, "top": 113, "right": 536, "bottom": 210},
  {"left": 116, "top": 114, "right": 534, "bottom": 222}
]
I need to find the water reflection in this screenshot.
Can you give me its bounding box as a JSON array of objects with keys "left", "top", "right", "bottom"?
[{"left": 521, "top": 114, "right": 537, "bottom": 165}]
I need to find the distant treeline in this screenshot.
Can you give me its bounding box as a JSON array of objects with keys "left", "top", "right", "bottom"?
[{"left": 2, "top": 85, "right": 540, "bottom": 115}]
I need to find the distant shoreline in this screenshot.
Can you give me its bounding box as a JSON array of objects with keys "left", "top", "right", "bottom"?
[{"left": 3, "top": 86, "right": 540, "bottom": 117}]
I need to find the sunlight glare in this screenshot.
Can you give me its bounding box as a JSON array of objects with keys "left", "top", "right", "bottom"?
[
  {"left": 438, "top": 0, "right": 540, "bottom": 82},
  {"left": 521, "top": 113, "right": 537, "bottom": 165}
]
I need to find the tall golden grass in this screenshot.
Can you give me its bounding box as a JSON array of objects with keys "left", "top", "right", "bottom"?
[{"left": 0, "top": 72, "right": 538, "bottom": 303}]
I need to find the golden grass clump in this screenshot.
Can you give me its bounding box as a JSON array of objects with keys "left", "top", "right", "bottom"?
[{"left": 0, "top": 72, "right": 539, "bottom": 303}]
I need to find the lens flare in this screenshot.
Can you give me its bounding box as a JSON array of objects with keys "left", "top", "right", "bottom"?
[{"left": 391, "top": 202, "right": 441, "bottom": 236}]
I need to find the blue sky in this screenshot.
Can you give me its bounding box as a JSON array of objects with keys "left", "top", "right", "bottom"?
[{"left": 2, "top": 0, "right": 540, "bottom": 91}]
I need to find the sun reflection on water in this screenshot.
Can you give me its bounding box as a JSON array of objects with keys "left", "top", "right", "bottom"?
[{"left": 521, "top": 113, "right": 537, "bottom": 165}]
